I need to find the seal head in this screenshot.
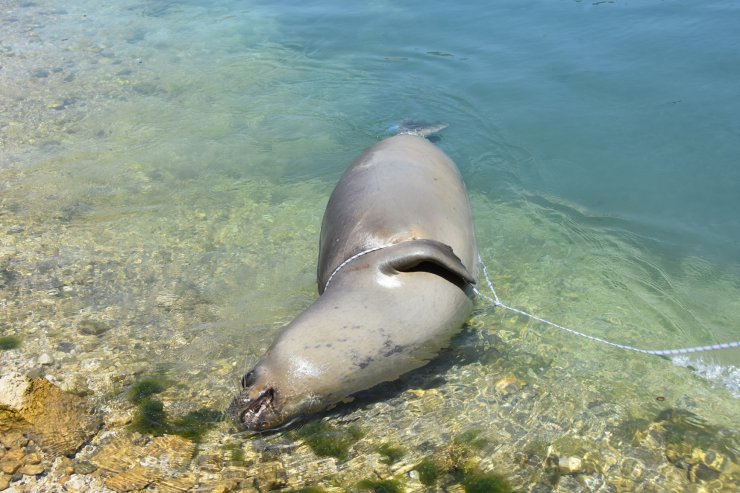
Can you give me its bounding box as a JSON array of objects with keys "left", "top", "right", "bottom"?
[{"left": 228, "top": 239, "right": 476, "bottom": 432}]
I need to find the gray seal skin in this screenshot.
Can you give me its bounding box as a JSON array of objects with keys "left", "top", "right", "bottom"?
[{"left": 229, "top": 134, "right": 478, "bottom": 431}]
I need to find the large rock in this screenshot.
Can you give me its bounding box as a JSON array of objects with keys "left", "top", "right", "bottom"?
[{"left": 0, "top": 372, "right": 101, "bottom": 456}]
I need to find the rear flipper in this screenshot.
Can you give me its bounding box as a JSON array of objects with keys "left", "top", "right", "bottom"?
[
  {"left": 387, "top": 120, "right": 449, "bottom": 138},
  {"left": 379, "top": 239, "right": 475, "bottom": 289}
]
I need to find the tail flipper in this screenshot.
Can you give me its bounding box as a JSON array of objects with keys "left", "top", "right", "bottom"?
[{"left": 387, "top": 120, "right": 449, "bottom": 138}]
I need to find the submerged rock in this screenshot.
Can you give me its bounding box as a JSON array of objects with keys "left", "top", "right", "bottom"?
[
  {"left": 494, "top": 374, "right": 527, "bottom": 395},
  {"left": 0, "top": 372, "right": 101, "bottom": 456},
  {"left": 91, "top": 433, "right": 196, "bottom": 492},
  {"left": 557, "top": 456, "right": 583, "bottom": 475}
]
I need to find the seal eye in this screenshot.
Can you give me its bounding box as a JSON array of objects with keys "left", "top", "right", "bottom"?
[{"left": 241, "top": 371, "right": 256, "bottom": 388}]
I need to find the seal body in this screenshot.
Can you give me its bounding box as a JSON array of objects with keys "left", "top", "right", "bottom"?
[{"left": 229, "top": 134, "right": 478, "bottom": 431}]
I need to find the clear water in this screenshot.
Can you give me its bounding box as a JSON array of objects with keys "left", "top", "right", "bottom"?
[{"left": 1, "top": 0, "right": 739, "bottom": 490}]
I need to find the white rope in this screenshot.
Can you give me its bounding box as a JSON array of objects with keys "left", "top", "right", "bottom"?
[
  {"left": 474, "top": 254, "right": 740, "bottom": 356},
  {"left": 323, "top": 245, "right": 388, "bottom": 291},
  {"left": 323, "top": 247, "right": 739, "bottom": 356}
]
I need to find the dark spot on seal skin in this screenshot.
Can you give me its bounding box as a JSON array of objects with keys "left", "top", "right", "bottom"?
[
  {"left": 382, "top": 345, "right": 405, "bottom": 358},
  {"left": 356, "top": 357, "right": 373, "bottom": 369}
]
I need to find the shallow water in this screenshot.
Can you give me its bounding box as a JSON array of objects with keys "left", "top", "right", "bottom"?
[{"left": 1, "top": 0, "right": 738, "bottom": 491}]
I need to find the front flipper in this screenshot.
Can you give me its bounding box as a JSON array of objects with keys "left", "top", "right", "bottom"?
[{"left": 379, "top": 239, "right": 475, "bottom": 287}]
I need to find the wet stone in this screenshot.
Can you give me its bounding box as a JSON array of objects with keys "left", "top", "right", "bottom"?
[
  {"left": 0, "top": 431, "right": 28, "bottom": 450},
  {"left": 56, "top": 341, "right": 75, "bottom": 353},
  {"left": 687, "top": 462, "right": 720, "bottom": 482},
  {"left": 78, "top": 319, "right": 110, "bottom": 336},
  {"left": 0, "top": 458, "right": 21, "bottom": 475},
  {"left": 19, "top": 463, "right": 46, "bottom": 476},
  {"left": 73, "top": 460, "right": 97, "bottom": 474},
  {"left": 0, "top": 372, "right": 31, "bottom": 411},
  {"left": 26, "top": 378, "right": 100, "bottom": 455},
  {"left": 24, "top": 452, "right": 40, "bottom": 465},
  {"left": 558, "top": 456, "right": 583, "bottom": 475},
  {"left": 253, "top": 461, "right": 287, "bottom": 491},
  {"left": 31, "top": 69, "right": 49, "bottom": 78},
  {"left": 494, "top": 374, "right": 526, "bottom": 395},
  {"left": 37, "top": 353, "right": 54, "bottom": 366},
  {"left": 0, "top": 474, "right": 9, "bottom": 491}
]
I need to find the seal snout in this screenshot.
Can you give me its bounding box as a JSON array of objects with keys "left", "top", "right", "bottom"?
[
  {"left": 228, "top": 381, "right": 278, "bottom": 431},
  {"left": 238, "top": 388, "right": 274, "bottom": 425}
]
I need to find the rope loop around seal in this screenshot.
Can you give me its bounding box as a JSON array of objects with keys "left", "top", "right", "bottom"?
[
  {"left": 322, "top": 246, "right": 739, "bottom": 357},
  {"left": 323, "top": 245, "right": 389, "bottom": 291}
]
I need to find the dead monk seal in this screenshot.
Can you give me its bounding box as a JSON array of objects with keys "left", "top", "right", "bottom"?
[{"left": 228, "top": 133, "right": 478, "bottom": 431}]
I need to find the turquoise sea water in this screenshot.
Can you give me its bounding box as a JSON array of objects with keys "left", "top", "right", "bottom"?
[{"left": 1, "top": 0, "right": 739, "bottom": 490}]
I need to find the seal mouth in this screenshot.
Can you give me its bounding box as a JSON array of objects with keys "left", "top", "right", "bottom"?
[
  {"left": 233, "top": 388, "right": 275, "bottom": 430},
  {"left": 240, "top": 388, "right": 274, "bottom": 422}
]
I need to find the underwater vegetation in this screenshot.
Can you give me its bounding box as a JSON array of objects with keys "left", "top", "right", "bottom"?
[
  {"left": 377, "top": 442, "right": 405, "bottom": 464},
  {"left": 222, "top": 442, "right": 246, "bottom": 462},
  {"left": 413, "top": 429, "right": 515, "bottom": 492},
  {"left": 0, "top": 335, "right": 21, "bottom": 350},
  {"left": 291, "top": 420, "right": 365, "bottom": 461},
  {"left": 454, "top": 428, "right": 489, "bottom": 450},
  {"left": 128, "top": 377, "right": 168, "bottom": 404},
  {"left": 356, "top": 478, "right": 405, "bottom": 493},
  {"left": 127, "top": 376, "right": 221, "bottom": 441},
  {"left": 284, "top": 488, "right": 328, "bottom": 493}
]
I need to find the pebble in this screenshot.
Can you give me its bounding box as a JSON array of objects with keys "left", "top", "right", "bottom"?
[
  {"left": 73, "top": 460, "right": 97, "bottom": 475},
  {"left": 20, "top": 463, "right": 46, "bottom": 476},
  {"left": 0, "top": 372, "right": 31, "bottom": 411},
  {"left": 1, "top": 432, "right": 28, "bottom": 450},
  {"left": 24, "top": 453, "right": 41, "bottom": 465},
  {"left": 78, "top": 319, "right": 111, "bottom": 336},
  {"left": 31, "top": 68, "right": 49, "bottom": 78},
  {"left": 37, "top": 353, "right": 54, "bottom": 366},
  {"left": 558, "top": 456, "right": 583, "bottom": 475},
  {"left": 0, "top": 474, "right": 9, "bottom": 490},
  {"left": 494, "top": 374, "right": 527, "bottom": 395},
  {"left": 1, "top": 459, "right": 21, "bottom": 475}
]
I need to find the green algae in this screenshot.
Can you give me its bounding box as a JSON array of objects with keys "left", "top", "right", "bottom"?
[
  {"left": 412, "top": 432, "right": 515, "bottom": 492},
  {"left": 415, "top": 458, "right": 440, "bottom": 485},
  {"left": 291, "top": 420, "right": 364, "bottom": 461},
  {"left": 285, "top": 487, "right": 328, "bottom": 493},
  {"left": 356, "top": 478, "right": 405, "bottom": 493},
  {"left": 377, "top": 442, "right": 405, "bottom": 464},
  {"left": 223, "top": 442, "right": 245, "bottom": 462},
  {"left": 128, "top": 377, "right": 168, "bottom": 404},
  {"left": 459, "top": 470, "right": 515, "bottom": 493},
  {"left": 129, "top": 399, "right": 221, "bottom": 442},
  {"left": 128, "top": 376, "right": 219, "bottom": 441},
  {"left": 455, "top": 428, "right": 489, "bottom": 450},
  {"left": 130, "top": 398, "right": 168, "bottom": 435},
  {"left": 0, "top": 335, "right": 21, "bottom": 350},
  {"left": 168, "top": 408, "right": 222, "bottom": 442}
]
